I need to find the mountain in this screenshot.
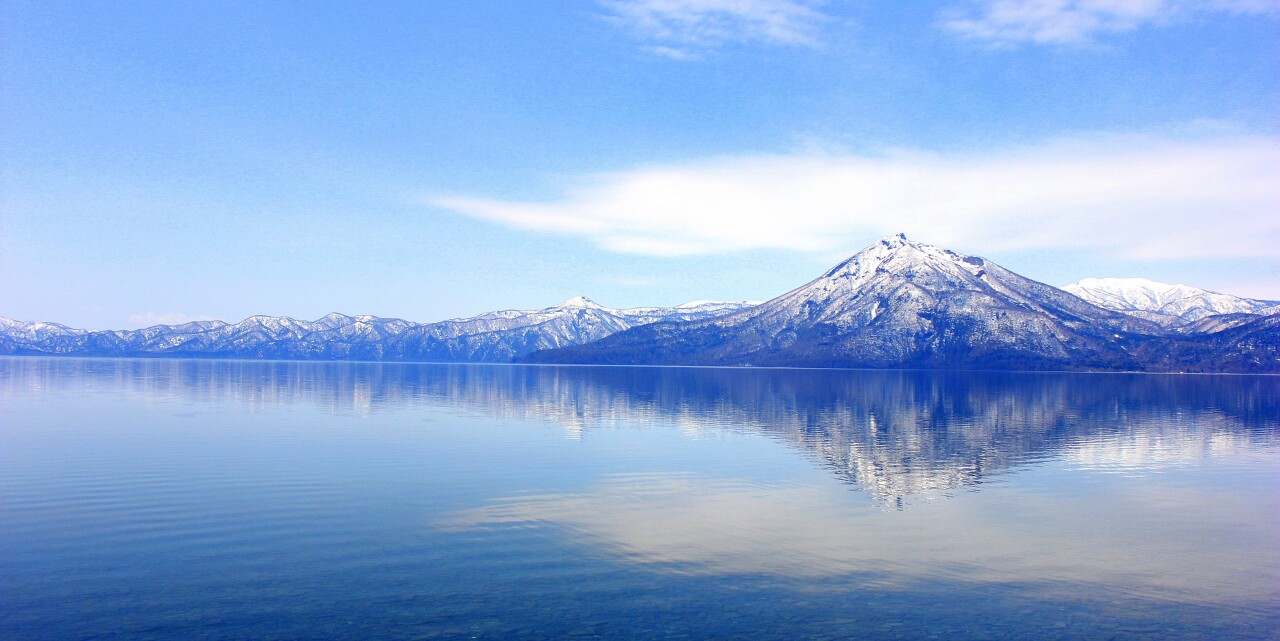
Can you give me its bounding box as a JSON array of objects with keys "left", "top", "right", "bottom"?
[
  {"left": 1134, "top": 312, "right": 1280, "bottom": 372},
  {"left": 0, "top": 317, "right": 87, "bottom": 342},
  {"left": 376, "top": 297, "right": 760, "bottom": 363},
  {"left": 1063, "top": 277, "right": 1279, "bottom": 328},
  {"left": 5, "top": 236, "right": 1276, "bottom": 372},
  {"left": 522, "top": 235, "right": 1279, "bottom": 372},
  {"left": 0, "top": 299, "right": 759, "bottom": 362}
]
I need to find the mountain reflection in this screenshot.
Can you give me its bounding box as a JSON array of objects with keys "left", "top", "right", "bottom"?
[{"left": 5, "top": 357, "right": 1277, "bottom": 503}]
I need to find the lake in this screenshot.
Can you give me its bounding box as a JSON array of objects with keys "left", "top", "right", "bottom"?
[{"left": 2, "top": 358, "right": 1277, "bottom": 640}]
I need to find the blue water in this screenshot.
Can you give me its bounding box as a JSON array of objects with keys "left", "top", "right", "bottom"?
[{"left": 2, "top": 358, "right": 1277, "bottom": 640}]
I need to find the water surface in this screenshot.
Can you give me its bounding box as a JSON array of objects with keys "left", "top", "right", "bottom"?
[{"left": 2, "top": 358, "right": 1277, "bottom": 640}]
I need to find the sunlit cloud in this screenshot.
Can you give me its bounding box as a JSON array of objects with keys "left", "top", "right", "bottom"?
[
  {"left": 431, "top": 133, "right": 1280, "bottom": 261},
  {"left": 943, "top": 0, "right": 1280, "bottom": 45},
  {"left": 599, "top": 0, "right": 829, "bottom": 57}
]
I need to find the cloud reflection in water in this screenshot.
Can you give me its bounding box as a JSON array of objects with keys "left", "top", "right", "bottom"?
[{"left": 440, "top": 467, "right": 1276, "bottom": 612}]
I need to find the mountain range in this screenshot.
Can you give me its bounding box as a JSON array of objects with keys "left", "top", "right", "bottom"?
[
  {"left": 523, "top": 235, "right": 1278, "bottom": 372},
  {"left": 0, "top": 298, "right": 758, "bottom": 362},
  {"left": 1062, "top": 277, "right": 1280, "bottom": 329},
  {"left": 3, "top": 235, "right": 1277, "bottom": 372}
]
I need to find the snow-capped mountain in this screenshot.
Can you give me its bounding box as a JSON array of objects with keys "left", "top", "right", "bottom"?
[
  {"left": 0, "top": 317, "right": 87, "bottom": 342},
  {"left": 1063, "top": 277, "right": 1279, "bottom": 327},
  {"left": 523, "top": 235, "right": 1279, "bottom": 372},
  {"left": 4, "top": 236, "right": 1276, "bottom": 371},
  {"left": 0, "top": 299, "right": 759, "bottom": 362},
  {"left": 376, "top": 297, "right": 761, "bottom": 363}
]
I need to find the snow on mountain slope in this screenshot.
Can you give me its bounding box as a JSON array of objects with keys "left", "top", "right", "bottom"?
[
  {"left": 5, "top": 238, "right": 1274, "bottom": 372},
  {"left": 383, "top": 297, "right": 759, "bottom": 362},
  {"left": 615, "top": 299, "right": 764, "bottom": 325},
  {"left": 0, "top": 317, "right": 86, "bottom": 340},
  {"left": 1062, "top": 278, "right": 1278, "bottom": 326},
  {"left": 0, "top": 299, "right": 759, "bottom": 362},
  {"left": 523, "top": 234, "right": 1179, "bottom": 370}
]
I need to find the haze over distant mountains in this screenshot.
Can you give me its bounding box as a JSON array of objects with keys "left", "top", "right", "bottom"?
[{"left": 3, "top": 235, "right": 1277, "bottom": 372}]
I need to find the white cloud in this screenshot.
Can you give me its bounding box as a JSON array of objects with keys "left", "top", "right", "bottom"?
[
  {"left": 600, "top": 0, "right": 829, "bottom": 57},
  {"left": 943, "top": 0, "right": 1280, "bottom": 44},
  {"left": 431, "top": 134, "right": 1280, "bottom": 261},
  {"left": 127, "top": 312, "right": 216, "bottom": 328}
]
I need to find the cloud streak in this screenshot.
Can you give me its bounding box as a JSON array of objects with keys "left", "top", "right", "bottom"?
[
  {"left": 432, "top": 134, "right": 1280, "bottom": 261},
  {"left": 600, "top": 0, "right": 829, "bottom": 57},
  {"left": 943, "top": 0, "right": 1280, "bottom": 45}
]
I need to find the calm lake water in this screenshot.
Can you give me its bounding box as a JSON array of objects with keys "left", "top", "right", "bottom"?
[{"left": 2, "top": 358, "right": 1277, "bottom": 640}]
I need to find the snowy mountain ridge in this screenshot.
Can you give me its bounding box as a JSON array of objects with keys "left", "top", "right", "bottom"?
[
  {"left": 3, "top": 235, "right": 1276, "bottom": 371},
  {"left": 523, "top": 235, "right": 1279, "bottom": 372},
  {"left": 0, "top": 298, "right": 759, "bottom": 362},
  {"left": 1062, "top": 277, "right": 1278, "bottom": 327}
]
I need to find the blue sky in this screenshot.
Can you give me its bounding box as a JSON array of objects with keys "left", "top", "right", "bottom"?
[{"left": 3, "top": 0, "right": 1278, "bottom": 328}]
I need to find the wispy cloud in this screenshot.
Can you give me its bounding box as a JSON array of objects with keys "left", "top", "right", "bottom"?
[
  {"left": 600, "top": 0, "right": 829, "bottom": 57},
  {"left": 127, "top": 312, "right": 216, "bottom": 328},
  {"left": 942, "top": 0, "right": 1280, "bottom": 45},
  {"left": 432, "top": 133, "right": 1280, "bottom": 261}
]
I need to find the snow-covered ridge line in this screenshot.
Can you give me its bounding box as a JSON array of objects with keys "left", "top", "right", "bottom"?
[
  {"left": 1062, "top": 277, "right": 1279, "bottom": 327},
  {"left": 0, "top": 298, "right": 760, "bottom": 363},
  {"left": 4, "top": 234, "right": 1277, "bottom": 370},
  {"left": 521, "top": 234, "right": 1280, "bottom": 373},
  {"left": 447, "top": 297, "right": 762, "bottom": 324}
]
